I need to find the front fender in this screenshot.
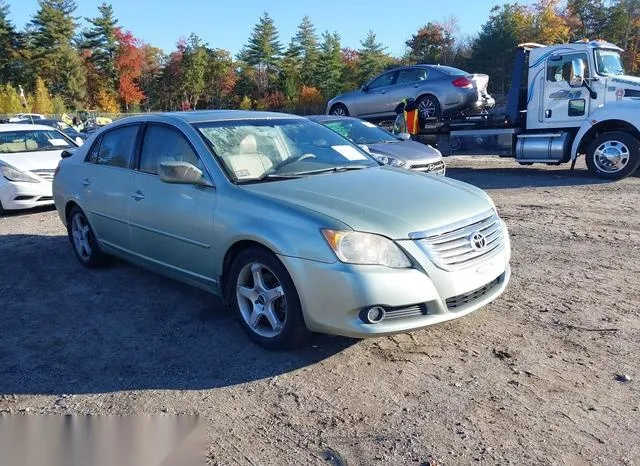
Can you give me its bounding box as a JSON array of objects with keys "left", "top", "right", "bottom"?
[{"left": 571, "top": 105, "right": 640, "bottom": 160}]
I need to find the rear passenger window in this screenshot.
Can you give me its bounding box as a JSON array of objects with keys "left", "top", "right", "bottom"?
[
  {"left": 95, "top": 125, "right": 139, "bottom": 168},
  {"left": 139, "top": 124, "right": 204, "bottom": 175},
  {"left": 86, "top": 136, "right": 101, "bottom": 163}
]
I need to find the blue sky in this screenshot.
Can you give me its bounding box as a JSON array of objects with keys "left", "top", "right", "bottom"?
[{"left": 7, "top": 1, "right": 532, "bottom": 57}]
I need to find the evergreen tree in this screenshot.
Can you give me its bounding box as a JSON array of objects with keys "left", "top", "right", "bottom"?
[
  {"left": 280, "top": 38, "right": 302, "bottom": 100},
  {"left": 317, "top": 31, "right": 343, "bottom": 100},
  {"left": 238, "top": 12, "right": 282, "bottom": 96},
  {"left": 0, "top": 0, "right": 18, "bottom": 83},
  {"left": 357, "top": 30, "right": 389, "bottom": 84},
  {"left": 32, "top": 76, "right": 54, "bottom": 114},
  {"left": 30, "top": 0, "right": 86, "bottom": 107},
  {"left": 293, "top": 16, "right": 319, "bottom": 87},
  {"left": 181, "top": 33, "right": 208, "bottom": 109},
  {"left": 81, "top": 3, "right": 118, "bottom": 90}
]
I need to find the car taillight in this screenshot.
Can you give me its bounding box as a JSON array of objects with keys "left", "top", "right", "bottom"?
[{"left": 452, "top": 77, "right": 473, "bottom": 89}]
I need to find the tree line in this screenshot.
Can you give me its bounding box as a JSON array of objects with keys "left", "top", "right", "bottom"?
[{"left": 0, "top": 0, "right": 638, "bottom": 115}]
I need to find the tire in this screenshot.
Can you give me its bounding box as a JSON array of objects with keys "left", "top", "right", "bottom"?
[
  {"left": 416, "top": 95, "right": 441, "bottom": 121},
  {"left": 66, "top": 206, "right": 109, "bottom": 268},
  {"left": 228, "top": 247, "right": 307, "bottom": 350},
  {"left": 329, "top": 104, "right": 349, "bottom": 116},
  {"left": 585, "top": 131, "right": 640, "bottom": 180}
]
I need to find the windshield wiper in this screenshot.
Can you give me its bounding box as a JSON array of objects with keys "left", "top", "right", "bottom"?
[
  {"left": 247, "top": 172, "right": 305, "bottom": 183},
  {"left": 290, "top": 165, "right": 370, "bottom": 176}
]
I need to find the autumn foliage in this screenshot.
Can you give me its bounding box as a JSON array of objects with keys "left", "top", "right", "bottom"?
[{"left": 114, "top": 28, "right": 145, "bottom": 110}]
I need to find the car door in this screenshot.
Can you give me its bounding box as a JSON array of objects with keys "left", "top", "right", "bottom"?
[
  {"left": 81, "top": 124, "right": 141, "bottom": 253},
  {"left": 391, "top": 67, "right": 430, "bottom": 106},
  {"left": 354, "top": 70, "right": 398, "bottom": 118},
  {"left": 541, "top": 52, "right": 592, "bottom": 128},
  {"left": 127, "top": 123, "right": 217, "bottom": 288}
]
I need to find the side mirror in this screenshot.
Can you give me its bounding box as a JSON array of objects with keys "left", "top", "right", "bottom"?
[
  {"left": 75, "top": 136, "right": 84, "bottom": 146},
  {"left": 60, "top": 148, "right": 76, "bottom": 159},
  {"left": 159, "top": 161, "right": 212, "bottom": 187},
  {"left": 397, "top": 132, "right": 411, "bottom": 141},
  {"left": 569, "top": 58, "right": 585, "bottom": 87},
  {"left": 358, "top": 144, "right": 371, "bottom": 154}
]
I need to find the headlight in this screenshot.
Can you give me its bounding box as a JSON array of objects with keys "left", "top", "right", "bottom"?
[
  {"left": 373, "top": 154, "right": 406, "bottom": 167},
  {"left": 322, "top": 230, "right": 412, "bottom": 268},
  {"left": 0, "top": 165, "right": 39, "bottom": 183}
]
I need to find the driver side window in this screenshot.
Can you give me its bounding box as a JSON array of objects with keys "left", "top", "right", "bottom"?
[
  {"left": 368, "top": 71, "right": 396, "bottom": 90},
  {"left": 139, "top": 124, "right": 204, "bottom": 175},
  {"left": 546, "top": 53, "right": 590, "bottom": 83}
]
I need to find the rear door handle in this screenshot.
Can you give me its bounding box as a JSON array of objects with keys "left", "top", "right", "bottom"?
[
  {"left": 81, "top": 178, "right": 90, "bottom": 187},
  {"left": 130, "top": 190, "right": 145, "bottom": 201}
]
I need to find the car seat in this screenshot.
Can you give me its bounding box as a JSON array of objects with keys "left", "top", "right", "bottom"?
[{"left": 223, "top": 134, "right": 274, "bottom": 180}]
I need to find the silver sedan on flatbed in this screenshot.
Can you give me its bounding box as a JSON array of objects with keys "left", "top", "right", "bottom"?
[{"left": 53, "top": 111, "right": 510, "bottom": 349}]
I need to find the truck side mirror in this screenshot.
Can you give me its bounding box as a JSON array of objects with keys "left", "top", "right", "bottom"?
[{"left": 569, "top": 58, "right": 585, "bottom": 87}]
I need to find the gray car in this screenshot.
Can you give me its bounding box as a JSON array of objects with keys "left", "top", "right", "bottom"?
[
  {"left": 53, "top": 111, "right": 510, "bottom": 350},
  {"left": 327, "top": 65, "right": 495, "bottom": 121},
  {"left": 309, "top": 115, "right": 445, "bottom": 175}
]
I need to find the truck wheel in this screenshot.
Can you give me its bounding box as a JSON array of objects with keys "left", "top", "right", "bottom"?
[{"left": 586, "top": 131, "right": 640, "bottom": 180}]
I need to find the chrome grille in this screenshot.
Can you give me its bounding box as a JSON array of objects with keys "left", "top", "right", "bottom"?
[
  {"left": 412, "top": 210, "right": 504, "bottom": 271},
  {"left": 410, "top": 160, "right": 445, "bottom": 172},
  {"left": 446, "top": 276, "right": 501, "bottom": 310},
  {"left": 30, "top": 169, "right": 55, "bottom": 181}
]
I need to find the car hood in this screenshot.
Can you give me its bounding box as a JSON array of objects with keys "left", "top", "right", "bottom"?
[
  {"left": 242, "top": 167, "right": 493, "bottom": 239},
  {"left": 366, "top": 140, "right": 442, "bottom": 162},
  {"left": 0, "top": 150, "right": 64, "bottom": 171}
]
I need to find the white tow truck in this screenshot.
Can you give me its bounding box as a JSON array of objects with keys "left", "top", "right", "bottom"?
[{"left": 402, "top": 39, "right": 640, "bottom": 180}]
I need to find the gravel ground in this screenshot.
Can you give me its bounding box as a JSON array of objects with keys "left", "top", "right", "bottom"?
[{"left": 1, "top": 157, "right": 639, "bottom": 465}]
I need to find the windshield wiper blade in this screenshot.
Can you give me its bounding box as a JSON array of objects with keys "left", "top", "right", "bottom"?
[
  {"left": 248, "top": 173, "right": 305, "bottom": 183},
  {"left": 290, "top": 165, "right": 370, "bottom": 176}
]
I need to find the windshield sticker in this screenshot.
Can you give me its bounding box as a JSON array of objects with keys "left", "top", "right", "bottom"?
[
  {"left": 47, "top": 138, "right": 69, "bottom": 146},
  {"left": 361, "top": 121, "right": 377, "bottom": 128},
  {"left": 332, "top": 145, "right": 368, "bottom": 161}
]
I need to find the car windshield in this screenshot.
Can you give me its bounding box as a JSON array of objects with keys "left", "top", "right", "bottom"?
[
  {"left": 0, "top": 129, "right": 73, "bottom": 153},
  {"left": 594, "top": 49, "right": 625, "bottom": 76},
  {"left": 322, "top": 119, "right": 399, "bottom": 145},
  {"left": 195, "top": 118, "right": 378, "bottom": 183}
]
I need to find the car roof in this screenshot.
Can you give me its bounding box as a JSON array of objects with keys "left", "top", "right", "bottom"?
[
  {"left": 111, "top": 110, "right": 306, "bottom": 126},
  {"left": 0, "top": 123, "right": 60, "bottom": 131}
]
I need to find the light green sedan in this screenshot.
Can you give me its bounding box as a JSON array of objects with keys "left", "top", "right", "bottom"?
[{"left": 53, "top": 111, "right": 511, "bottom": 349}]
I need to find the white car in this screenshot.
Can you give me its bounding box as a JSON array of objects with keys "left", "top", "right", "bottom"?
[
  {"left": 0, "top": 124, "right": 76, "bottom": 214},
  {"left": 8, "top": 113, "right": 45, "bottom": 123}
]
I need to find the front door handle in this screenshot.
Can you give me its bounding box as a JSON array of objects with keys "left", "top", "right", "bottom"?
[
  {"left": 130, "top": 190, "right": 145, "bottom": 201},
  {"left": 81, "top": 178, "right": 90, "bottom": 187}
]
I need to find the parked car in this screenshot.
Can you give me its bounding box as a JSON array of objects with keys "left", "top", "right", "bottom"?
[
  {"left": 53, "top": 111, "right": 511, "bottom": 349},
  {"left": 8, "top": 113, "right": 45, "bottom": 122},
  {"left": 0, "top": 124, "right": 76, "bottom": 214},
  {"left": 15, "top": 118, "right": 87, "bottom": 144},
  {"left": 309, "top": 115, "right": 445, "bottom": 175},
  {"left": 327, "top": 65, "right": 495, "bottom": 121}
]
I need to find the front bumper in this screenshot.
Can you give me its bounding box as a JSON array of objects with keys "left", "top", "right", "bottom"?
[
  {"left": 279, "top": 222, "right": 511, "bottom": 338},
  {"left": 0, "top": 180, "right": 54, "bottom": 211}
]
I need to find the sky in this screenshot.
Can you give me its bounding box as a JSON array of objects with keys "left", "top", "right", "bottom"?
[{"left": 7, "top": 0, "right": 534, "bottom": 57}]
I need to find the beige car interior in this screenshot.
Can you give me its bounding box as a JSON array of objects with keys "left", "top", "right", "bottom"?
[
  {"left": 223, "top": 134, "right": 275, "bottom": 180},
  {"left": 0, "top": 138, "right": 38, "bottom": 153}
]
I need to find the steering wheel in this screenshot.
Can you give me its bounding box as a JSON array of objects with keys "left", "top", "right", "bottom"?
[{"left": 273, "top": 153, "right": 316, "bottom": 170}]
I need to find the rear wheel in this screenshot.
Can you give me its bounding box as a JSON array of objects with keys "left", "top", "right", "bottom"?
[
  {"left": 229, "top": 247, "right": 307, "bottom": 350},
  {"left": 417, "top": 95, "right": 441, "bottom": 120},
  {"left": 67, "top": 206, "right": 109, "bottom": 268},
  {"left": 329, "top": 104, "right": 349, "bottom": 116},
  {"left": 585, "top": 131, "right": 640, "bottom": 180}
]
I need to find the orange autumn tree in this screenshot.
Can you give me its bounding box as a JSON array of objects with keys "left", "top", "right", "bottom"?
[{"left": 115, "top": 28, "right": 144, "bottom": 111}]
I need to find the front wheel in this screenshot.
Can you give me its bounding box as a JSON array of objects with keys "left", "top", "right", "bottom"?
[
  {"left": 228, "top": 247, "right": 307, "bottom": 350},
  {"left": 585, "top": 131, "right": 640, "bottom": 180}
]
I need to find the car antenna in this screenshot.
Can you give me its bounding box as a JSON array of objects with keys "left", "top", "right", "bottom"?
[{"left": 18, "top": 85, "right": 35, "bottom": 125}]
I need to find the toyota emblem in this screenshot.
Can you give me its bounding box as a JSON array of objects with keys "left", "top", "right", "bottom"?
[{"left": 469, "top": 231, "right": 487, "bottom": 251}]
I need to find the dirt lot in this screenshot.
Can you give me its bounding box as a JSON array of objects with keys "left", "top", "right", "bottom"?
[{"left": 0, "top": 157, "right": 639, "bottom": 465}]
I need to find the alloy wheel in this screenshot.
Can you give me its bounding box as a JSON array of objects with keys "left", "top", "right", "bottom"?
[
  {"left": 71, "top": 212, "right": 92, "bottom": 261},
  {"left": 418, "top": 99, "right": 436, "bottom": 119},
  {"left": 236, "top": 262, "right": 287, "bottom": 338}
]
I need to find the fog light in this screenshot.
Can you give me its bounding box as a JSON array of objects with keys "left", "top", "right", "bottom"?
[{"left": 362, "top": 306, "right": 386, "bottom": 324}]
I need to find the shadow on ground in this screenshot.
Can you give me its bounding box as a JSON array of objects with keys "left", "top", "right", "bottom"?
[
  {"left": 446, "top": 165, "right": 613, "bottom": 189},
  {"left": 0, "top": 234, "right": 356, "bottom": 395}
]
